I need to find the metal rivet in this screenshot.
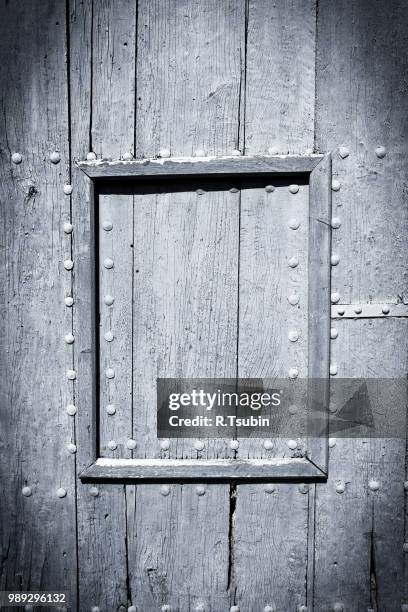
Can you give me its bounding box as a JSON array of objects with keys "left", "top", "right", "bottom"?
[
  {"left": 375, "top": 146, "right": 387, "bottom": 158},
  {"left": 87, "top": 152, "right": 97, "bottom": 161},
  {"left": 230, "top": 440, "right": 239, "bottom": 450},
  {"left": 298, "top": 606, "right": 308, "bottom": 612},
  {"left": 66, "top": 369, "right": 76, "bottom": 380},
  {"left": 229, "top": 187, "right": 239, "bottom": 193},
  {"left": 337, "top": 307, "right": 345, "bottom": 316},
  {"left": 289, "top": 184, "right": 299, "bottom": 194},
  {"left": 330, "top": 328, "right": 338, "bottom": 339},
  {"left": 103, "top": 257, "right": 114, "bottom": 269},
  {"left": 289, "top": 367, "right": 299, "bottom": 379},
  {"left": 331, "top": 255, "right": 340, "bottom": 266},
  {"left": 63, "top": 184, "right": 73, "bottom": 195},
  {"left": 196, "top": 485, "right": 206, "bottom": 496},
  {"left": 382, "top": 305, "right": 390, "bottom": 314},
  {"left": 122, "top": 152, "right": 134, "bottom": 161},
  {"left": 64, "top": 222, "right": 73, "bottom": 234},
  {"left": 333, "top": 603, "right": 344, "bottom": 612},
  {"left": 102, "top": 220, "right": 113, "bottom": 231},
  {"left": 64, "top": 259, "right": 74, "bottom": 271},
  {"left": 159, "top": 148, "right": 171, "bottom": 158},
  {"left": 287, "top": 439, "right": 297, "bottom": 450},
  {"left": 66, "top": 404, "right": 77, "bottom": 416},
  {"left": 288, "top": 330, "right": 299, "bottom": 342},
  {"left": 338, "top": 146, "right": 349, "bottom": 159},
  {"left": 194, "top": 148, "right": 206, "bottom": 157},
  {"left": 328, "top": 438, "right": 336, "bottom": 448},
  {"left": 331, "top": 292, "right": 340, "bottom": 304},
  {"left": 107, "top": 440, "right": 117, "bottom": 451},
  {"left": 263, "top": 607, "right": 275, "bottom": 612},
  {"left": 104, "top": 295, "right": 114, "bottom": 306},
  {"left": 105, "top": 368, "right": 115, "bottom": 379},
  {"left": 12, "top": 152, "right": 22, "bottom": 164},
  {"left": 50, "top": 151, "right": 61, "bottom": 164},
  {"left": 230, "top": 606, "right": 240, "bottom": 612},
  {"left": 369, "top": 479, "right": 380, "bottom": 491},
  {"left": 65, "top": 333, "right": 75, "bottom": 344},
  {"left": 160, "top": 485, "right": 170, "bottom": 496},
  {"left": 354, "top": 305, "right": 362, "bottom": 314},
  {"left": 127, "top": 439, "right": 137, "bottom": 450},
  {"left": 231, "top": 149, "right": 242, "bottom": 156},
  {"left": 263, "top": 439, "right": 274, "bottom": 450},
  {"left": 67, "top": 443, "right": 77, "bottom": 454},
  {"left": 194, "top": 440, "right": 205, "bottom": 451},
  {"left": 104, "top": 331, "right": 114, "bottom": 342},
  {"left": 289, "top": 218, "right": 300, "bottom": 230},
  {"left": 331, "top": 217, "right": 341, "bottom": 229},
  {"left": 288, "top": 404, "right": 297, "bottom": 415},
  {"left": 264, "top": 483, "right": 276, "bottom": 494},
  {"left": 331, "top": 180, "right": 341, "bottom": 191},
  {"left": 161, "top": 606, "right": 171, "bottom": 612},
  {"left": 91, "top": 607, "right": 100, "bottom": 612},
  {"left": 288, "top": 294, "right": 300, "bottom": 306},
  {"left": 288, "top": 256, "right": 299, "bottom": 268},
  {"left": 196, "top": 188, "right": 205, "bottom": 195},
  {"left": 336, "top": 482, "right": 345, "bottom": 494},
  {"left": 330, "top": 364, "right": 338, "bottom": 376},
  {"left": 106, "top": 404, "right": 116, "bottom": 415},
  {"left": 57, "top": 487, "right": 67, "bottom": 498},
  {"left": 22, "top": 486, "right": 32, "bottom": 497},
  {"left": 268, "top": 146, "right": 279, "bottom": 155},
  {"left": 160, "top": 439, "right": 170, "bottom": 450},
  {"left": 298, "top": 484, "right": 309, "bottom": 494},
  {"left": 65, "top": 296, "right": 74, "bottom": 307},
  {"left": 265, "top": 184, "right": 275, "bottom": 193}
]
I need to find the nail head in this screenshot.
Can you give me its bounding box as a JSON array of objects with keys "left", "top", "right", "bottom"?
[
  {"left": 12, "top": 152, "right": 22, "bottom": 164},
  {"left": 50, "top": 151, "right": 61, "bottom": 164},
  {"left": 64, "top": 259, "right": 74, "bottom": 271},
  {"left": 57, "top": 487, "right": 67, "bottom": 498},
  {"left": 22, "top": 486, "right": 32, "bottom": 497},
  {"left": 289, "top": 184, "right": 299, "bottom": 194},
  {"left": 106, "top": 404, "right": 116, "bottom": 415},
  {"left": 66, "top": 404, "right": 77, "bottom": 416},
  {"left": 63, "top": 222, "right": 73, "bottom": 234},
  {"left": 107, "top": 440, "right": 117, "bottom": 451},
  {"left": 63, "top": 184, "right": 73, "bottom": 195}
]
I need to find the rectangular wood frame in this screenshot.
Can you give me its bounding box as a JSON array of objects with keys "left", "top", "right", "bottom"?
[{"left": 78, "top": 154, "right": 331, "bottom": 482}]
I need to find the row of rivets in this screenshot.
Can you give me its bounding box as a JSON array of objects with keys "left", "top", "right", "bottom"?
[
  {"left": 11, "top": 151, "right": 65, "bottom": 164},
  {"left": 22, "top": 485, "right": 99, "bottom": 498}
]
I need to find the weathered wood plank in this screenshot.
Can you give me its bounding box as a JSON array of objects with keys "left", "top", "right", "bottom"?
[
  {"left": 313, "top": 319, "right": 407, "bottom": 611},
  {"left": 78, "top": 154, "right": 322, "bottom": 177},
  {"left": 81, "top": 457, "right": 325, "bottom": 482},
  {"left": 135, "top": 0, "right": 245, "bottom": 158},
  {"left": 128, "top": 2, "right": 246, "bottom": 608},
  {"left": 233, "top": 1, "right": 318, "bottom": 608},
  {"left": 98, "top": 193, "right": 133, "bottom": 457},
  {"left": 245, "top": 0, "right": 316, "bottom": 155},
  {"left": 69, "top": 0, "right": 134, "bottom": 609},
  {"left": 315, "top": 1, "right": 408, "bottom": 609},
  {"left": 0, "top": 0, "right": 77, "bottom": 604},
  {"left": 131, "top": 184, "right": 238, "bottom": 460}
]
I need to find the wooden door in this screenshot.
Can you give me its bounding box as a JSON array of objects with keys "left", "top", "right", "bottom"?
[{"left": 1, "top": 1, "right": 407, "bottom": 611}]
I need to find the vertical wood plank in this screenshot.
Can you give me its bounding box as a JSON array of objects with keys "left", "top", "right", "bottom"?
[
  {"left": 245, "top": 0, "right": 316, "bottom": 155},
  {"left": 0, "top": 0, "right": 77, "bottom": 605},
  {"left": 70, "top": 0, "right": 136, "bottom": 609},
  {"left": 135, "top": 0, "right": 245, "bottom": 157},
  {"left": 129, "top": 2, "right": 246, "bottom": 609},
  {"left": 315, "top": 1, "right": 408, "bottom": 609},
  {"left": 233, "top": 1, "right": 317, "bottom": 609}
]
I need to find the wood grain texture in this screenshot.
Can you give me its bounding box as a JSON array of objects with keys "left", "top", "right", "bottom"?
[
  {"left": 98, "top": 194, "right": 133, "bottom": 457},
  {"left": 128, "top": 1, "right": 246, "bottom": 608},
  {"left": 131, "top": 185, "right": 238, "bottom": 460},
  {"left": 0, "top": 0, "right": 77, "bottom": 605},
  {"left": 315, "top": 2, "right": 408, "bottom": 609},
  {"left": 135, "top": 0, "right": 245, "bottom": 158},
  {"left": 233, "top": 0, "right": 319, "bottom": 608},
  {"left": 245, "top": 0, "right": 316, "bottom": 155},
  {"left": 70, "top": 0, "right": 131, "bottom": 609},
  {"left": 316, "top": 0, "right": 408, "bottom": 302},
  {"left": 313, "top": 319, "right": 408, "bottom": 611}
]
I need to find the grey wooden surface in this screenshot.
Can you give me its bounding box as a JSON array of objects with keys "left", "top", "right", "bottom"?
[{"left": 1, "top": 1, "right": 407, "bottom": 611}]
